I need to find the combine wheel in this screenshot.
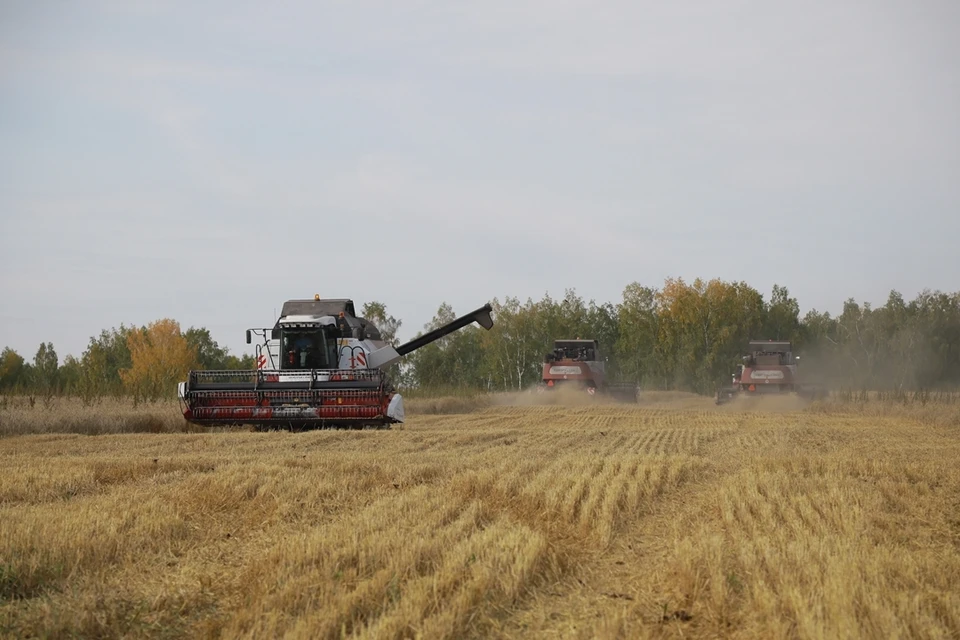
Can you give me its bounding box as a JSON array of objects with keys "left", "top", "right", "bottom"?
[{"left": 715, "top": 387, "right": 737, "bottom": 406}]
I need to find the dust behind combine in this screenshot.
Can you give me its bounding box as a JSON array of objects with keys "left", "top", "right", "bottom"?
[{"left": 1, "top": 393, "right": 958, "bottom": 639}]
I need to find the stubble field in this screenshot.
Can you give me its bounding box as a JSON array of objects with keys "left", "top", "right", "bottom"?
[{"left": 1, "top": 393, "right": 959, "bottom": 639}]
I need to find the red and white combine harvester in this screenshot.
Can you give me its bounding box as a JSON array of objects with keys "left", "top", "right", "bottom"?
[
  {"left": 178, "top": 296, "right": 493, "bottom": 430},
  {"left": 536, "top": 339, "right": 640, "bottom": 402},
  {"left": 715, "top": 339, "right": 827, "bottom": 405}
]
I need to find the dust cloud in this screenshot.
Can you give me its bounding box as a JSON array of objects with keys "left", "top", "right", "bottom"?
[
  {"left": 715, "top": 393, "right": 814, "bottom": 413},
  {"left": 488, "top": 387, "right": 816, "bottom": 413}
]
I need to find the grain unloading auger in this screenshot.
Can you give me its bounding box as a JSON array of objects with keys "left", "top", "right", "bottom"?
[{"left": 178, "top": 296, "right": 494, "bottom": 430}]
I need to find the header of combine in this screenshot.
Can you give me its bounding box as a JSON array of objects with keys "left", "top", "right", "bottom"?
[{"left": 178, "top": 295, "right": 494, "bottom": 430}]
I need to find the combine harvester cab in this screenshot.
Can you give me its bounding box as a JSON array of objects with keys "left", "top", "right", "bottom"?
[
  {"left": 178, "top": 296, "right": 494, "bottom": 430},
  {"left": 536, "top": 339, "right": 640, "bottom": 402},
  {"left": 716, "top": 340, "right": 827, "bottom": 405}
]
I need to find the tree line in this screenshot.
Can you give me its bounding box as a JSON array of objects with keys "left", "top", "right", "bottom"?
[
  {"left": 0, "top": 320, "right": 254, "bottom": 403},
  {"left": 402, "top": 279, "right": 960, "bottom": 394},
  {"left": 2, "top": 278, "right": 958, "bottom": 400}
]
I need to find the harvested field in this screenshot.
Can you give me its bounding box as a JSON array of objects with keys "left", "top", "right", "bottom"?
[{"left": 1, "top": 397, "right": 959, "bottom": 638}]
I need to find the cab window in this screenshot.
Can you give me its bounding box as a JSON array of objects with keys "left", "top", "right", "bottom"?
[{"left": 281, "top": 329, "right": 332, "bottom": 370}]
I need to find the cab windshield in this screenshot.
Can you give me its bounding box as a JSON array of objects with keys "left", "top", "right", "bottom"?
[{"left": 280, "top": 327, "right": 338, "bottom": 370}]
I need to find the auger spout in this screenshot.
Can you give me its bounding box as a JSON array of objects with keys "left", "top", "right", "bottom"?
[{"left": 366, "top": 304, "right": 494, "bottom": 369}]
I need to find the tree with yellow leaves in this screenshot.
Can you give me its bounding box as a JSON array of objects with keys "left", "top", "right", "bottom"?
[
  {"left": 655, "top": 277, "right": 765, "bottom": 392},
  {"left": 120, "top": 319, "right": 198, "bottom": 403}
]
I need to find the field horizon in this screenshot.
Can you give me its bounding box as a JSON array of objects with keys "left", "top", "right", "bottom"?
[{"left": 1, "top": 395, "right": 958, "bottom": 638}]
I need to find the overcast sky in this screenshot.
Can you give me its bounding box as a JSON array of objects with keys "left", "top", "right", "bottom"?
[{"left": 1, "top": 0, "right": 958, "bottom": 361}]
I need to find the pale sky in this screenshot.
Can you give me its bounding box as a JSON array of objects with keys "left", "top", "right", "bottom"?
[{"left": 1, "top": 1, "right": 958, "bottom": 362}]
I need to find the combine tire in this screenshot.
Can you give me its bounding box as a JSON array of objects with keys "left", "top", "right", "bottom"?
[{"left": 715, "top": 387, "right": 737, "bottom": 406}]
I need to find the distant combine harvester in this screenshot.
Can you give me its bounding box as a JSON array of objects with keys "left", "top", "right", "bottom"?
[{"left": 716, "top": 339, "right": 827, "bottom": 405}]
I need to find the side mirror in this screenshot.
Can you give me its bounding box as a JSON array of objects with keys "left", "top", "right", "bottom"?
[
  {"left": 271, "top": 329, "right": 279, "bottom": 340},
  {"left": 245, "top": 330, "right": 252, "bottom": 344}
]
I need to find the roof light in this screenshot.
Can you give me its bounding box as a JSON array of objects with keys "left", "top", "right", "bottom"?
[{"left": 314, "top": 294, "right": 320, "bottom": 300}]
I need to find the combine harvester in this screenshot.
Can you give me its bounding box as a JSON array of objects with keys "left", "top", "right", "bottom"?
[
  {"left": 535, "top": 339, "right": 640, "bottom": 402},
  {"left": 178, "top": 295, "right": 493, "bottom": 430},
  {"left": 715, "top": 339, "right": 827, "bottom": 405}
]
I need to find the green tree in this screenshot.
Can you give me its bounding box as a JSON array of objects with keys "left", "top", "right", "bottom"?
[
  {"left": 58, "top": 355, "right": 84, "bottom": 395},
  {"left": 557, "top": 289, "right": 589, "bottom": 337},
  {"left": 836, "top": 298, "right": 882, "bottom": 385},
  {"left": 0, "top": 347, "right": 25, "bottom": 390},
  {"left": 616, "top": 283, "right": 660, "bottom": 386},
  {"left": 765, "top": 285, "right": 801, "bottom": 341},
  {"left": 79, "top": 325, "right": 134, "bottom": 400},
  {"left": 587, "top": 301, "right": 621, "bottom": 376},
  {"left": 797, "top": 308, "right": 841, "bottom": 383},
  {"left": 408, "top": 303, "right": 457, "bottom": 389},
  {"left": 360, "top": 301, "right": 402, "bottom": 344},
  {"left": 477, "top": 297, "right": 542, "bottom": 391},
  {"left": 184, "top": 327, "right": 230, "bottom": 369},
  {"left": 223, "top": 353, "right": 257, "bottom": 370},
  {"left": 654, "top": 277, "right": 765, "bottom": 393},
  {"left": 360, "top": 301, "right": 404, "bottom": 385},
  {"left": 32, "top": 342, "right": 59, "bottom": 393},
  {"left": 910, "top": 290, "right": 960, "bottom": 388}
]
